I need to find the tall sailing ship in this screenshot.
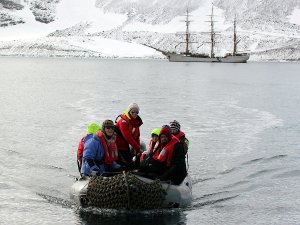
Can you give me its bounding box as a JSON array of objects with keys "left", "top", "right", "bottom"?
[{"left": 165, "top": 7, "right": 250, "bottom": 63}]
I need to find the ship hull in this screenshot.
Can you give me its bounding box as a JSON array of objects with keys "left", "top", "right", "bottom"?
[{"left": 167, "top": 53, "right": 249, "bottom": 63}]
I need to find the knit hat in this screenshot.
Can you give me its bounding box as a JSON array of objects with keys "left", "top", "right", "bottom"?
[
  {"left": 127, "top": 103, "right": 140, "bottom": 113},
  {"left": 170, "top": 120, "right": 181, "bottom": 134},
  {"left": 151, "top": 128, "right": 161, "bottom": 137},
  {"left": 86, "top": 123, "right": 101, "bottom": 134},
  {"left": 102, "top": 119, "right": 115, "bottom": 130},
  {"left": 159, "top": 125, "right": 172, "bottom": 142}
]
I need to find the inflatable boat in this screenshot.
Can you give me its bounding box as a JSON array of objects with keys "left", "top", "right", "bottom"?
[{"left": 70, "top": 172, "right": 192, "bottom": 209}]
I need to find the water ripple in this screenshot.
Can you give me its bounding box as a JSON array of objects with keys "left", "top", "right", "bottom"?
[
  {"left": 266, "top": 154, "right": 287, "bottom": 160},
  {"left": 0, "top": 147, "right": 19, "bottom": 155},
  {"left": 222, "top": 180, "right": 250, "bottom": 189},
  {"left": 246, "top": 168, "right": 280, "bottom": 179},
  {"left": 193, "top": 191, "right": 231, "bottom": 201},
  {"left": 272, "top": 170, "right": 300, "bottom": 179},
  {"left": 241, "top": 157, "right": 264, "bottom": 165},
  {"left": 192, "top": 195, "right": 239, "bottom": 208},
  {"left": 192, "top": 177, "right": 215, "bottom": 185},
  {"left": 0, "top": 182, "right": 12, "bottom": 189},
  {"left": 219, "top": 167, "right": 239, "bottom": 175},
  {"left": 32, "top": 163, "right": 65, "bottom": 171}
]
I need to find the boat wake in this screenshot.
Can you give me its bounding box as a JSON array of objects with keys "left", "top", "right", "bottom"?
[
  {"left": 37, "top": 193, "right": 75, "bottom": 209},
  {"left": 190, "top": 153, "right": 291, "bottom": 211},
  {"left": 192, "top": 195, "right": 239, "bottom": 209}
]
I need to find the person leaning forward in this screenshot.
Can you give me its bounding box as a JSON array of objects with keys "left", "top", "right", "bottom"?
[
  {"left": 81, "top": 120, "right": 121, "bottom": 176},
  {"left": 115, "top": 103, "right": 143, "bottom": 169}
]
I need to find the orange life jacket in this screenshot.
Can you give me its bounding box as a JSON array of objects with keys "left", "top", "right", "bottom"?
[
  {"left": 174, "top": 131, "right": 185, "bottom": 140},
  {"left": 174, "top": 131, "right": 188, "bottom": 153},
  {"left": 140, "top": 140, "right": 160, "bottom": 161},
  {"left": 154, "top": 136, "right": 180, "bottom": 167},
  {"left": 97, "top": 132, "right": 118, "bottom": 165}
]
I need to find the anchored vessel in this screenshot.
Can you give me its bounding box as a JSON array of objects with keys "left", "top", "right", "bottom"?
[
  {"left": 165, "top": 7, "right": 250, "bottom": 63},
  {"left": 70, "top": 172, "right": 193, "bottom": 209}
]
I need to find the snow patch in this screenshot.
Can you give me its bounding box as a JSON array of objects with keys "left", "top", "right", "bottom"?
[
  {"left": 123, "top": 2, "right": 227, "bottom": 33},
  {"left": 55, "top": 0, "right": 127, "bottom": 33},
  {"left": 287, "top": 7, "right": 300, "bottom": 25},
  {"left": 68, "top": 37, "right": 162, "bottom": 58}
]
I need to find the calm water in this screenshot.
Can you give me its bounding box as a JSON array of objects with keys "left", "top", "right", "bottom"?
[{"left": 0, "top": 57, "right": 300, "bottom": 225}]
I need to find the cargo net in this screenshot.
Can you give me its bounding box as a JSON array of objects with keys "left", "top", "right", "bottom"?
[{"left": 86, "top": 172, "right": 166, "bottom": 209}]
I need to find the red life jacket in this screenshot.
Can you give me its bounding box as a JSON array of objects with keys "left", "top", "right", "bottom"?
[
  {"left": 154, "top": 136, "right": 180, "bottom": 167},
  {"left": 174, "top": 131, "right": 185, "bottom": 140},
  {"left": 141, "top": 140, "right": 160, "bottom": 161},
  {"left": 174, "top": 131, "right": 188, "bottom": 152},
  {"left": 97, "top": 132, "right": 118, "bottom": 165},
  {"left": 148, "top": 140, "right": 160, "bottom": 153},
  {"left": 77, "top": 136, "right": 85, "bottom": 166}
]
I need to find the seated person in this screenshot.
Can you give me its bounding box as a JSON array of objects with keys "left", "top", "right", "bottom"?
[
  {"left": 77, "top": 123, "right": 101, "bottom": 173},
  {"left": 139, "top": 125, "right": 187, "bottom": 185},
  {"left": 170, "top": 120, "right": 189, "bottom": 154},
  {"left": 140, "top": 128, "right": 161, "bottom": 162},
  {"left": 81, "top": 120, "right": 121, "bottom": 176}
]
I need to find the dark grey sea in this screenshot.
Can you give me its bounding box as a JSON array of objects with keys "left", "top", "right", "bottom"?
[{"left": 0, "top": 57, "right": 299, "bottom": 225}]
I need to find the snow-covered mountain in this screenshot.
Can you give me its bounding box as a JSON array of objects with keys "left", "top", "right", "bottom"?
[{"left": 1, "top": 0, "right": 300, "bottom": 61}]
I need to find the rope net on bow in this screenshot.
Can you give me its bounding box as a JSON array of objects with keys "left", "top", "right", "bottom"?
[{"left": 86, "top": 172, "right": 166, "bottom": 209}]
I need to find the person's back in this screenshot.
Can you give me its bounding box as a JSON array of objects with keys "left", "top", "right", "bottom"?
[{"left": 77, "top": 123, "right": 101, "bottom": 173}]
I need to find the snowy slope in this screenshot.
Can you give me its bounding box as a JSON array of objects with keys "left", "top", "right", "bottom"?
[{"left": 0, "top": 0, "right": 300, "bottom": 60}]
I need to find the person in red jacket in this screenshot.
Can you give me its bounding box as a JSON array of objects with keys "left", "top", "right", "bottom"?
[
  {"left": 115, "top": 103, "right": 143, "bottom": 169},
  {"left": 77, "top": 123, "right": 101, "bottom": 173}
]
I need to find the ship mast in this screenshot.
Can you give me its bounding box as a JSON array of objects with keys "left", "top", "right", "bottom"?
[
  {"left": 209, "top": 5, "right": 215, "bottom": 58},
  {"left": 232, "top": 14, "right": 241, "bottom": 56},
  {"left": 233, "top": 15, "right": 237, "bottom": 55},
  {"left": 176, "top": 8, "right": 196, "bottom": 55},
  {"left": 184, "top": 8, "right": 191, "bottom": 55}
]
